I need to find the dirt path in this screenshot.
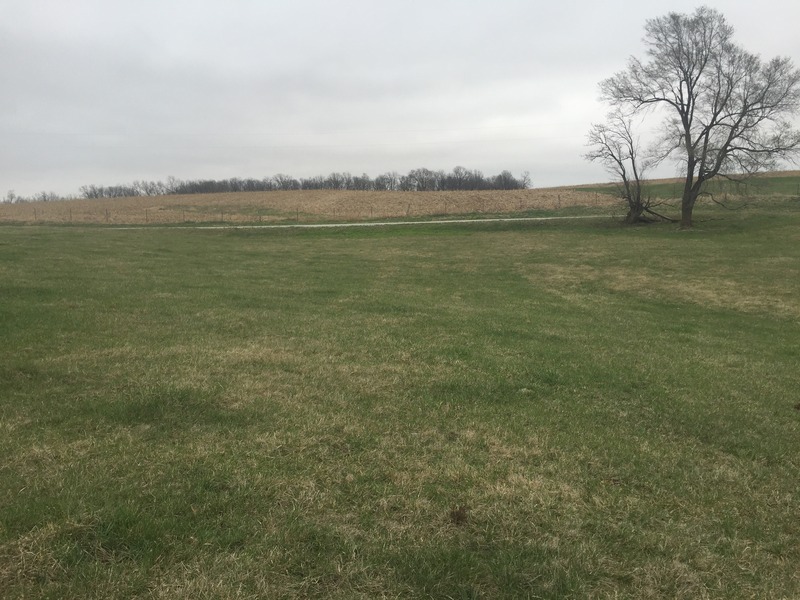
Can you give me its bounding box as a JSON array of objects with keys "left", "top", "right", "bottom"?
[{"left": 108, "top": 215, "right": 610, "bottom": 231}]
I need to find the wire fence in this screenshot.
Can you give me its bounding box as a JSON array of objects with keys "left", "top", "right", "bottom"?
[{"left": 0, "top": 190, "right": 618, "bottom": 225}]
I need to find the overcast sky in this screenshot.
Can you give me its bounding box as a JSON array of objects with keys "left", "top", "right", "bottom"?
[{"left": 2, "top": 0, "right": 799, "bottom": 196}]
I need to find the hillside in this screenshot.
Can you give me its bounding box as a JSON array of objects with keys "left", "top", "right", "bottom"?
[
  {"left": 2, "top": 170, "right": 798, "bottom": 226},
  {"left": 571, "top": 170, "right": 800, "bottom": 199},
  {"left": 0, "top": 188, "right": 613, "bottom": 226}
]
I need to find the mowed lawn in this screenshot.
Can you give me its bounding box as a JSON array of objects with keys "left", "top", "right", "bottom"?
[{"left": 1, "top": 205, "right": 799, "bottom": 598}]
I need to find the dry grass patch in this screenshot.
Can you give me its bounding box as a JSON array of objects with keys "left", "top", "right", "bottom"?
[
  {"left": 0, "top": 523, "right": 69, "bottom": 589},
  {"left": 0, "top": 189, "right": 612, "bottom": 225},
  {"left": 540, "top": 262, "right": 800, "bottom": 318}
]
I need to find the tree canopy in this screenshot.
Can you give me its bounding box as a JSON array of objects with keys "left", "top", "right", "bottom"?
[{"left": 591, "top": 6, "right": 800, "bottom": 227}]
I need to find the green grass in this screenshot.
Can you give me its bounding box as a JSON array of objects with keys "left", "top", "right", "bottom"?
[
  {"left": 576, "top": 172, "right": 800, "bottom": 200},
  {"left": 1, "top": 203, "right": 799, "bottom": 598}
]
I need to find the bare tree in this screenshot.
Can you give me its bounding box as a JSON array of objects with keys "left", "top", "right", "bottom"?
[
  {"left": 340, "top": 172, "right": 355, "bottom": 190},
  {"left": 165, "top": 176, "right": 182, "bottom": 195},
  {"left": 600, "top": 6, "right": 800, "bottom": 227},
  {"left": 351, "top": 173, "right": 374, "bottom": 191},
  {"left": 374, "top": 171, "right": 399, "bottom": 191},
  {"left": 493, "top": 170, "right": 525, "bottom": 190},
  {"left": 466, "top": 168, "right": 487, "bottom": 190},
  {"left": 300, "top": 175, "right": 326, "bottom": 190},
  {"left": 586, "top": 111, "right": 660, "bottom": 223},
  {"left": 407, "top": 168, "right": 444, "bottom": 191},
  {"left": 324, "top": 172, "right": 346, "bottom": 190},
  {"left": 272, "top": 173, "right": 300, "bottom": 191},
  {"left": 33, "top": 191, "right": 61, "bottom": 202},
  {"left": 447, "top": 166, "right": 470, "bottom": 190}
]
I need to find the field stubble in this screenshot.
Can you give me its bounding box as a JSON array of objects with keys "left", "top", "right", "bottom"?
[{"left": 0, "top": 189, "right": 614, "bottom": 225}]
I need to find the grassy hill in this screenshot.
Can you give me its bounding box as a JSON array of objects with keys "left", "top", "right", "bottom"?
[{"left": 573, "top": 170, "right": 800, "bottom": 200}]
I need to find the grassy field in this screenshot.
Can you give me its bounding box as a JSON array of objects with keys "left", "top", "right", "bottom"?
[
  {"left": 1, "top": 198, "right": 799, "bottom": 598},
  {"left": 574, "top": 170, "right": 800, "bottom": 201}
]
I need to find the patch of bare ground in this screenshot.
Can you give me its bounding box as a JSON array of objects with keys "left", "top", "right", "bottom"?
[{"left": 0, "top": 189, "right": 613, "bottom": 225}]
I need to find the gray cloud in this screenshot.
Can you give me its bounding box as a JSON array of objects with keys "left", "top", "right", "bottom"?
[{"left": 2, "top": 0, "right": 799, "bottom": 196}]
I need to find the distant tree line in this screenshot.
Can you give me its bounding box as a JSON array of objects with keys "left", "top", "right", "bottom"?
[
  {"left": 2, "top": 167, "right": 531, "bottom": 203},
  {"left": 3, "top": 190, "right": 64, "bottom": 204},
  {"left": 78, "top": 167, "right": 530, "bottom": 198}
]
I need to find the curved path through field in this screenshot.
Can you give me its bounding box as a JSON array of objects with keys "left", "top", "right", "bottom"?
[{"left": 111, "top": 215, "right": 609, "bottom": 231}]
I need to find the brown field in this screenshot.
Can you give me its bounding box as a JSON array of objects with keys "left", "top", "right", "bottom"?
[{"left": 0, "top": 189, "right": 615, "bottom": 225}]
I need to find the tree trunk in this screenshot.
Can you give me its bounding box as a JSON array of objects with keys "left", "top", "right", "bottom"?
[
  {"left": 680, "top": 201, "right": 693, "bottom": 228},
  {"left": 681, "top": 189, "right": 698, "bottom": 228},
  {"left": 623, "top": 183, "right": 646, "bottom": 224},
  {"left": 625, "top": 205, "right": 645, "bottom": 224}
]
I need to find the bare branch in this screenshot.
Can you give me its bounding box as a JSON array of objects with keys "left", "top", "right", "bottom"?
[
  {"left": 585, "top": 110, "right": 655, "bottom": 223},
  {"left": 593, "top": 6, "right": 800, "bottom": 226}
]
